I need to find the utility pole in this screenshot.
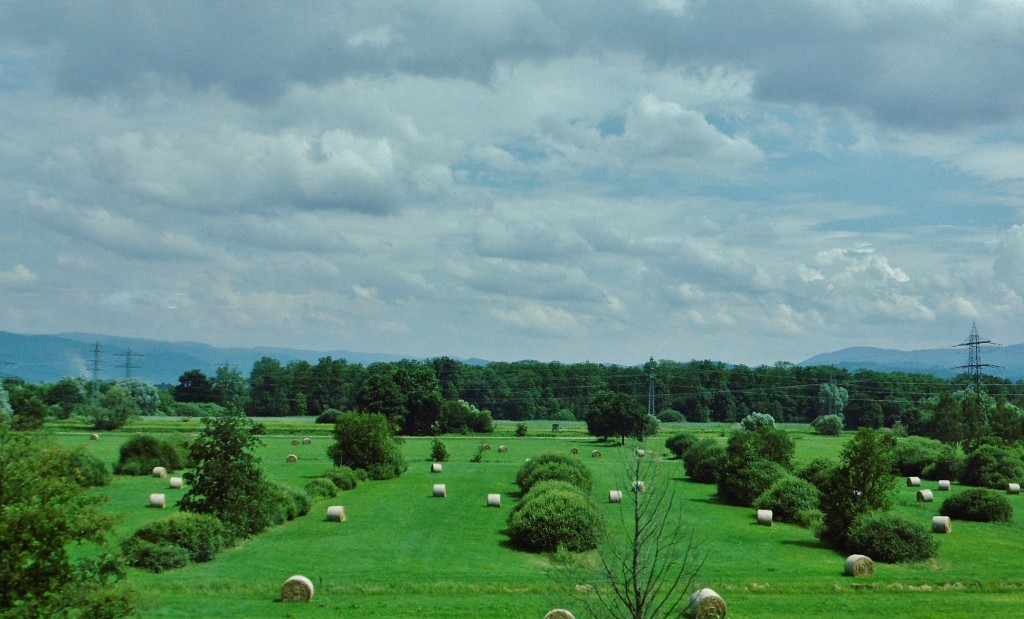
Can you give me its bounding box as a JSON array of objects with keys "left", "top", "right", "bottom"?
[
  {"left": 115, "top": 348, "right": 144, "bottom": 379},
  {"left": 954, "top": 322, "right": 999, "bottom": 393}
]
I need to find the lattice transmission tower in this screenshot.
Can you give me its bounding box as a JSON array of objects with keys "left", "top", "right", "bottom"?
[
  {"left": 954, "top": 322, "right": 999, "bottom": 392},
  {"left": 115, "top": 348, "right": 144, "bottom": 379},
  {"left": 646, "top": 356, "right": 656, "bottom": 416}
]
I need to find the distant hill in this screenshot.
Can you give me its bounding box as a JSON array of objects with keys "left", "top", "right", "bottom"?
[
  {"left": 0, "top": 331, "right": 469, "bottom": 384},
  {"left": 800, "top": 344, "right": 1024, "bottom": 380}
]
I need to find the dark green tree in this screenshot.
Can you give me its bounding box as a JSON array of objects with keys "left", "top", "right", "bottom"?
[
  {"left": 210, "top": 365, "right": 247, "bottom": 408},
  {"left": 9, "top": 389, "right": 47, "bottom": 431},
  {"left": 248, "top": 357, "right": 290, "bottom": 416},
  {"left": 328, "top": 411, "right": 407, "bottom": 479},
  {"left": 174, "top": 369, "right": 215, "bottom": 403},
  {"left": 44, "top": 377, "right": 87, "bottom": 419},
  {"left": 818, "top": 428, "right": 897, "bottom": 548},
  {"left": 586, "top": 391, "right": 652, "bottom": 444}
]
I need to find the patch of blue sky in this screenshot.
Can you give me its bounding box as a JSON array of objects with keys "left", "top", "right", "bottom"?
[{"left": 0, "top": 55, "right": 34, "bottom": 91}]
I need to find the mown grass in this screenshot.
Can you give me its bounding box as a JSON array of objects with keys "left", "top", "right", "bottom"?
[{"left": 51, "top": 426, "right": 1024, "bottom": 618}]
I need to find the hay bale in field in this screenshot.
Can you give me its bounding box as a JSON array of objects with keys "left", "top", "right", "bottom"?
[
  {"left": 844, "top": 554, "right": 875, "bottom": 577},
  {"left": 291, "top": 439, "right": 300, "bottom": 446},
  {"left": 688, "top": 588, "right": 727, "bottom": 618},
  {"left": 149, "top": 493, "right": 166, "bottom": 509},
  {"left": 168, "top": 477, "right": 183, "bottom": 489},
  {"left": 756, "top": 509, "right": 773, "bottom": 526},
  {"left": 570, "top": 447, "right": 579, "bottom": 455},
  {"left": 151, "top": 466, "right": 167, "bottom": 478},
  {"left": 281, "top": 575, "right": 314, "bottom": 603},
  {"left": 591, "top": 450, "right": 602, "bottom": 458},
  {"left": 609, "top": 490, "right": 623, "bottom": 503},
  {"left": 632, "top": 480, "right": 647, "bottom": 493},
  {"left": 90, "top": 433, "right": 99, "bottom": 440},
  {"left": 916, "top": 489, "right": 934, "bottom": 502},
  {"left": 481, "top": 443, "right": 492, "bottom": 451},
  {"left": 431, "top": 463, "right": 442, "bottom": 473},
  {"left": 487, "top": 493, "right": 501, "bottom": 508},
  {"left": 938, "top": 480, "right": 951, "bottom": 491},
  {"left": 544, "top": 610, "right": 576, "bottom": 619},
  {"left": 932, "top": 515, "right": 952, "bottom": 533},
  {"left": 1008, "top": 483, "right": 1021, "bottom": 495},
  {"left": 906, "top": 476, "right": 921, "bottom": 487},
  {"left": 636, "top": 448, "right": 646, "bottom": 457},
  {"left": 286, "top": 454, "right": 298, "bottom": 463},
  {"left": 433, "top": 483, "right": 447, "bottom": 498},
  {"left": 302, "top": 437, "right": 312, "bottom": 445},
  {"left": 498, "top": 445, "right": 508, "bottom": 453},
  {"left": 326, "top": 505, "right": 347, "bottom": 522}
]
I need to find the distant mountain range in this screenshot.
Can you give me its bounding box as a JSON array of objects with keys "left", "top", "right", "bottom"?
[{"left": 1, "top": 330, "right": 1022, "bottom": 384}]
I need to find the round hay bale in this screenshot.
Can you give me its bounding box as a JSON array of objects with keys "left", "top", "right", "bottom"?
[
  {"left": 632, "top": 480, "right": 647, "bottom": 493},
  {"left": 302, "top": 437, "right": 312, "bottom": 445},
  {"left": 916, "top": 489, "right": 934, "bottom": 502},
  {"left": 609, "top": 490, "right": 623, "bottom": 503},
  {"left": 636, "top": 448, "right": 646, "bottom": 457},
  {"left": 756, "top": 509, "right": 773, "bottom": 526},
  {"left": 1008, "top": 483, "right": 1021, "bottom": 495},
  {"left": 433, "top": 483, "right": 447, "bottom": 498},
  {"left": 481, "top": 443, "right": 492, "bottom": 451},
  {"left": 844, "top": 554, "right": 875, "bottom": 577},
  {"left": 938, "top": 480, "right": 951, "bottom": 491},
  {"left": 431, "top": 463, "right": 443, "bottom": 473},
  {"left": 152, "top": 466, "right": 167, "bottom": 478},
  {"left": 487, "top": 493, "right": 501, "bottom": 508},
  {"left": 688, "top": 588, "right": 727, "bottom": 619},
  {"left": 90, "top": 433, "right": 99, "bottom": 440},
  {"left": 286, "top": 454, "right": 298, "bottom": 463},
  {"left": 326, "top": 505, "right": 347, "bottom": 522},
  {"left": 544, "top": 610, "right": 576, "bottom": 619},
  {"left": 570, "top": 447, "right": 579, "bottom": 455},
  {"left": 906, "top": 476, "right": 921, "bottom": 487},
  {"left": 149, "top": 493, "right": 166, "bottom": 509},
  {"left": 591, "top": 450, "right": 602, "bottom": 458},
  {"left": 168, "top": 476, "right": 184, "bottom": 489},
  {"left": 291, "top": 439, "right": 300, "bottom": 446},
  {"left": 932, "top": 515, "right": 952, "bottom": 534},
  {"left": 498, "top": 445, "right": 508, "bottom": 453},
  {"left": 281, "top": 575, "right": 314, "bottom": 603}
]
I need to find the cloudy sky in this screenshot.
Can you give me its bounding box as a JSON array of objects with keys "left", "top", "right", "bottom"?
[{"left": 2, "top": 1, "right": 1024, "bottom": 367}]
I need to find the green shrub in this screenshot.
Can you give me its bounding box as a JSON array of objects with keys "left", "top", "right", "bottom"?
[
  {"left": 430, "top": 437, "right": 449, "bottom": 462},
  {"left": 515, "top": 453, "right": 593, "bottom": 494},
  {"left": 320, "top": 466, "right": 359, "bottom": 491},
  {"left": 682, "top": 438, "right": 726, "bottom": 484},
  {"left": 304, "top": 477, "right": 338, "bottom": 500},
  {"left": 657, "top": 409, "right": 684, "bottom": 423},
  {"left": 315, "top": 408, "right": 344, "bottom": 425},
  {"left": 263, "top": 483, "right": 312, "bottom": 524},
  {"left": 922, "top": 445, "right": 963, "bottom": 481},
  {"left": 754, "top": 476, "right": 819, "bottom": 525},
  {"left": 515, "top": 423, "right": 528, "bottom": 437},
  {"left": 122, "top": 513, "right": 226, "bottom": 571},
  {"left": 940, "top": 488, "right": 1013, "bottom": 523},
  {"left": 894, "top": 436, "right": 946, "bottom": 476},
  {"left": 514, "top": 480, "right": 581, "bottom": 511},
  {"left": 797, "top": 457, "right": 840, "bottom": 490},
  {"left": 847, "top": 512, "right": 938, "bottom": 563},
  {"left": 329, "top": 412, "right": 407, "bottom": 480},
  {"left": 114, "top": 434, "right": 185, "bottom": 475},
  {"left": 121, "top": 539, "right": 191, "bottom": 572},
  {"left": 665, "top": 432, "right": 697, "bottom": 459},
  {"left": 739, "top": 412, "right": 775, "bottom": 431},
  {"left": 64, "top": 447, "right": 111, "bottom": 487},
  {"left": 718, "top": 459, "right": 790, "bottom": 507},
  {"left": 960, "top": 445, "right": 1024, "bottom": 489},
  {"left": 506, "top": 487, "right": 603, "bottom": 552},
  {"left": 811, "top": 414, "right": 844, "bottom": 436}
]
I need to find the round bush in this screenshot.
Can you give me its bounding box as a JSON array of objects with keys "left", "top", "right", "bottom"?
[
  {"left": 847, "top": 512, "right": 938, "bottom": 563},
  {"left": 922, "top": 445, "right": 963, "bottom": 481},
  {"left": 894, "top": 436, "right": 946, "bottom": 476},
  {"left": 265, "top": 483, "right": 313, "bottom": 524},
  {"left": 515, "top": 453, "right": 593, "bottom": 494},
  {"left": 121, "top": 539, "right": 191, "bottom": 572},
  {"left": 811, "top": 414, "right": 844, "bottom": 436},
  {"left": 940, "top": 488, "right": 1013, "bottom": 523},
  {"left": 304, "top": 477, "right": 338, "bottom": 500},
  {"left": 513, "top": 480, "right": 581, "bottom": 513},
  {"left": 682, "top": 438, "right": 726, "bottom": 484},
  {"left": 754, "top": 476, "right": 819, "bottom": 524},
  {"left": 430, "top": 437, "right": 450, "bottom": 462},
  {"left": 665, "top": 432, "right": 697, "bottom": 459},
  {"left": 315, "top": 408, "right": 344, "bottom": 424},
  {"left": 122, "top": 512, "right": 226, "bottom": 571},
  {"left": 960, "top": 445, "right": 1024, "bottom": 489},
  {"left": 320, "top": 466, "right": 359, "bottom": 491},
  {"left": 797, "top": 457, "right": 840, "bottom": 491},
  {"left": 506, "top": 487, "right": 603, "bottom": 552},
  {"left": 64, "top": 447, "right": 111, "bottom": 487},
  {"left": 718, "top": 459, "right": 790, "bottom": 507},
  {"left": 114, "top": 434, "right": 185, "bottom": 475},
  {"left": 657, "top": 409, "right": 684, "bottom": 423},
  {"left": 739, "top": 412, "right": 775, "bottom": 431}
]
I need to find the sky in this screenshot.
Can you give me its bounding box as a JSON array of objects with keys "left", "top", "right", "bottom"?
[{"left": 2, "top": 1, "right": 1024, "bottom": 367}]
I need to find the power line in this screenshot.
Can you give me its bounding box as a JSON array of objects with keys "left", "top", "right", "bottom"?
[{"left": 954, "top": 322, "right": 1000, "bottom": 393}]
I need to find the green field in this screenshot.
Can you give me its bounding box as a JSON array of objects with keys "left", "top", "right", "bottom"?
[{"left": 53, "top": 423, "right": 1024, "bottom": 618}]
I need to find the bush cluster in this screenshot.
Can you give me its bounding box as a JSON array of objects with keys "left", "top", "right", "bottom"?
[
  {"left": 329, "top": 411, "right": 408, "bottom": 480},
  {"left": 314, "top": 408, "right": 344, "bottom": 425},
  {"left": 811, "top": 414, "right": 844, "bottom": 436},
  {"left": 718, "top": 459, "right": 789, "bottom": 507},
  {"left": 665, "top": 432, "right": 697, "bottom": 459},
  {"left": 739, "top": 412, "right": 776, "bottom": 431},
  {"left": 515, "top": 453, "right": 593, "bottom": 494},
  {"left": 506, "top": 480, "right": 603, "bottom": 552},
  {"left": 754, "top": 476, "right": 819, "bottom": 525},
  {"left": 113, "top": 434, "right": 187, "bottom": 475},
  {"left": 264, "top": 483, "right": 313, "bottom": 525},
  {"left": 63, "top": 447, "right": 111, "bottom": 487},
  {"left": 682, "top": 438, "right": 726, "bottom": 484},
  {"left": 122, "top": 513, "right": 226, "bottom": 572},
  {"left": 320, "top": 466, "right": 359, "bottom": 491},
  {"left": 303, "top": 478, "right": 338, "bottom": 500},
  {"left": 940, "top": 488, "right": 1013, "bottom": 523},
  {"left": 846, "top": 512, "right": 938, "bottom": 563},
  {"left": 894, "top": 436, "right": 946, "bottom": 477},
  {"left": 959, "top": 445, "right": 1024, "bottom": 489}
]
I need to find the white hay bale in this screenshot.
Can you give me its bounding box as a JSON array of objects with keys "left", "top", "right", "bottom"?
[
  {"left": 544, "top": 610, "right": 576, "bottom": 619},
  {"left": 688, "top": 588, "right": 727, "bottom": 619},
  {"left": 291, "top": 439, "right": 300, "bottom": 446},
  {"left": 906, "top": 476, "right": 921, "bottom": 487},
  {"left": 498, "top": 445, "right": 508, "bottom": 453},
  {"left": 302, "top": 437, "right": 312, "bottom": 445},
  {"left": 326, "top": 505, "right": 347, "bottom": 522},
  {"left": 281, "top": 575, "right": 314, "bottom": 603},
  {"left": 916, "top": 489, "right": 934, "bottom": 502},
  {"left": 591, "top": 450, "right": 602, "bottom": 458},
  {"left": 570, "top": 447, "right": 579, "bottom": 455},
  {"left": 938, "top": 480, "right": 951, "bottom": 491},
  {"left": 636, "top": 448, "right": 646, "bottom": 457},
  {"left": 152, "top": 466, "right": 167, "bottom": 478},
  {"left": 431, "top": 462, "right": 443, "bottom": 473},
  {"left": 433, "top": 483, "right": 447, "bottom": 498},
  {"left": 90, "top": 433, "right": 99, "bottom": 440},
  {"left": 609, "top": 490, "right": 623, "bottom": 503},
  {"left": 149, "top": 493, "right": 166, "bottom": 509},
  {"left": 168, "top": 476, "right": 183, "bottom": 489},
  {"left": 632, "top": 480, "right": 647, "bottom": 493},
  {"left": 1008, "top": 483, "right": 1021, "bottom": 495},
  {"left": 756, "top": 509, "right": 773, "bottom": 526},
  {"left": 844, "top": 554, "right": 875, "bottom": 577},
  {"left": 286, "top": 454, "right": 298, "bottom": 463},
  {"left": 932, "top": 515, "right": 952, "bottom": 533},
  {"left": 481, "top": 443, "right": 492, "bottom": 451},
  {"left": 487, "top": 493, "right": 501, "bottom": 508}
]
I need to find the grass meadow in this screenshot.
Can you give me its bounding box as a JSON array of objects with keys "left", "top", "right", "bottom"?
[{"left": 52, "top": 422, "right": 1024, "bottom": 618}]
